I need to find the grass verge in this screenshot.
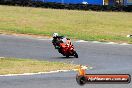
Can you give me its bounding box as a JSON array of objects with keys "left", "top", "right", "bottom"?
[
  {"left": 0, "top": 57, "right": 77, "bottom": 75},
  {"left": 0, "top": 5, "right": 132, "bottom": 43}
]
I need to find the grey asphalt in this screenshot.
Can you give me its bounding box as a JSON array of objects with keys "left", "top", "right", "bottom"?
[{"left": 0, "top": 34, "right": 132, "bottom": 88}]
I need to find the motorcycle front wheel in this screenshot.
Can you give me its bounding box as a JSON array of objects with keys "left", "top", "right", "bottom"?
[
  {"left": 74, "top": 51, "right": 78, "bottom": 58},
  {"left": 66, "top": 55, "right": 69, "bottom": 58}
]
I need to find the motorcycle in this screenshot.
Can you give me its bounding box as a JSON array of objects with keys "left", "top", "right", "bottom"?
[{"left": 53, "top": 38, "right": 78, "bottom": 58}]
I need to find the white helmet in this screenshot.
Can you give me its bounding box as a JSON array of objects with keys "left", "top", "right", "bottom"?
[{"left": 53, "top": 33, "right": 58, "bottom": 37}]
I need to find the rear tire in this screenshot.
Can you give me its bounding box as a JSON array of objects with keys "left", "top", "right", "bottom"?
[{"left": 74, "top": 51, "right": 78, "bottom": 58}]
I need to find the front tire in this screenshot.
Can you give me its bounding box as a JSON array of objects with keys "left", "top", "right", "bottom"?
[
  {"left": 66, "top": 55, "right": 69, "bottom": 58},
  {"left": 74, "top": 51, "right": 78, "bottom": 58}
]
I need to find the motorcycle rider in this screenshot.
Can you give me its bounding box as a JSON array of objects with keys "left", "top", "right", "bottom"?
[
  {"left": 52, "top": 33, "right": 64, "bottom": 53},
  {"left": 52, "top": 33, "right": 71, "bottom": 52},
  {"left": 52, "top": 33, "right": 78, "bottom": 58}
]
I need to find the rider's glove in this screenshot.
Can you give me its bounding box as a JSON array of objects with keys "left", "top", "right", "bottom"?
[{"left": 55, "top": 46, "right": 60, "bottom": 49}]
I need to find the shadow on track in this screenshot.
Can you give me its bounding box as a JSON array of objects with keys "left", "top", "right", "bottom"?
[{"left": 50, "top": 56, "right": 76, "bottom": 59}]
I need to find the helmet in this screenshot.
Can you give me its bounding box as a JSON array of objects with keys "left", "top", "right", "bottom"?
[{"left": 53, "top": 33, "right": 58, "bottom": 37}]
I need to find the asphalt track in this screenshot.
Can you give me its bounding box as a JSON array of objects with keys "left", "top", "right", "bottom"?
[{"left": 0, "top": 34, "right": 132, "bottom": 88}]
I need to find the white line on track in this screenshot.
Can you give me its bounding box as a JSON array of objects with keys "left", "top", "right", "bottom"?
[
  {"left": 75, "top": 40, "right": 88, "bottom": 43},
  {"left": 0, "top": 70, "right": 71, "bottom": 77},
  {"left": 0, "top": 57, "right": 5, "bottom": 59},
  {"left": 105, "top": 42, "right": 118, "bottom": 45},
  {"left": 0, "top": 70, "right": 73, "bottom": 77},
  {"left": 92, "top": 41, "right": 101, "bottom": 43},
  {"left": 75, "top": 40, "right": 131, "bottom": 46},
  {"left": 119, "top": 43, "right": 130, "bottom": 45},
  {"left": 37, "top": 38, "right": 52, "bottom": 41}
]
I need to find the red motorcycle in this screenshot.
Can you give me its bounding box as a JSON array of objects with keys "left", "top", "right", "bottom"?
[{"left": 58, "top": 38, "right": 78, "bottom": 58}]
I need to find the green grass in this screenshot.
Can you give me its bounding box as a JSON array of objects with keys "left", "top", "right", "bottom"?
[
  {"left": 0, "top": 5, "right": 132, "bottom": 43},
  {"left": 0, "top": 57, "right": 77, "bottom": 75}
]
